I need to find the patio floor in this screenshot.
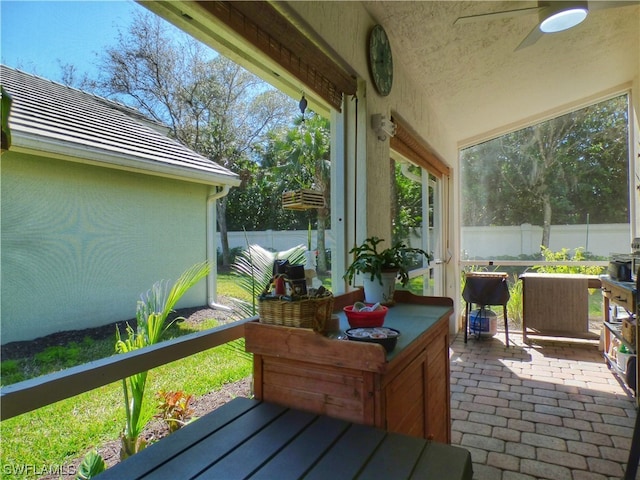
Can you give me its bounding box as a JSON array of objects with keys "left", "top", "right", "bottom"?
[{"left": 449, "top": 329, "right": 638, "bottom": 480}]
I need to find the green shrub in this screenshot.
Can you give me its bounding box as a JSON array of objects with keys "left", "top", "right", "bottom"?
[
  {"left": 533, "top": 246, "right": 604, "bottom": 275},
  {"left": 35, "top": 344, "right": 80, "bottom": 367},
  {"left": 1, "top": 359, "right": 19, "bottom": 374},
  {"left": 1, "top": 360, "right": 24, "bottom": 385},
  {"left": 507, "top": 275, "right": 523, "bottom": 328}
]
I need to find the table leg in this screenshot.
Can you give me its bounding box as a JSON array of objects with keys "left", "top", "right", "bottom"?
[
  {"left": 503, "top": 304, "right": 509, "bottom": 348},
  {"left": 464, "top": 302, "right": 469, "bottom": 344}
]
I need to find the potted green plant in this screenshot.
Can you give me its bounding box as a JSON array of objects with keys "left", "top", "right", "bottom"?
[{"left": 344, "top": 236, "right": 431, "bottom": 304}]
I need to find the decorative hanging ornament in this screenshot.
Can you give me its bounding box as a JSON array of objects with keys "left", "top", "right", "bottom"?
[{"left": 299, "top": 94, "right": 308, "bottom": 122}]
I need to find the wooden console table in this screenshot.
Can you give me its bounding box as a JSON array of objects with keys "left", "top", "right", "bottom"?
[
  {"left": 245, "top": 290, "right": 454, "bottom": 443},
  {"left": 99, "top": 397, "right": 473, "bottom": 479}
]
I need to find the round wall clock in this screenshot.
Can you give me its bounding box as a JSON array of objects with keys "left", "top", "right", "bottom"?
[{"left": 368, "top": 24, "right": 393, "bottom": 97}]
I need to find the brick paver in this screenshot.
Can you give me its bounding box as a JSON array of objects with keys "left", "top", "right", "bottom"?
[{"left": 449, "top": 331, "right": 637, "bottom": 479}]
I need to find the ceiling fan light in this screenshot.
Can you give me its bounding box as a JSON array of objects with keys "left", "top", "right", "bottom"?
[{"left": 540, "top": 7, "right": 588, "bottom": 33}]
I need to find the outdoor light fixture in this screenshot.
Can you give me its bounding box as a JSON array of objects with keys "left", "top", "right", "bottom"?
[
  {"left": 539, "top": 1, "right": 588, "bottom": 33},
  {"left": 371, "top": 113, "right": 396, "bottom": 141},
  {"left": 455, "top": 0, "right": 630, "bottom": 51}
]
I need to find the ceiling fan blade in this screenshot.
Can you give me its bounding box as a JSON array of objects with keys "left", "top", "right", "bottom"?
[
  {"left": 588, "top": 0, "right": 639, "bottom": 11},
  {"left": 515, "top": 23, "right": 545, "bottom": 51},
  {"left": 454, "top": 5, "right": 544, "bottom": 25}
]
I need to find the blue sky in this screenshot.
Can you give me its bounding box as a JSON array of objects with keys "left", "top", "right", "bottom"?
[{"left": 1, "top": 0, "right": 145, "bottom": 82}]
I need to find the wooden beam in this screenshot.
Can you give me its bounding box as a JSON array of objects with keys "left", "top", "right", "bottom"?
[
  {"left": 197, "top": 1, "right": 356, "bottom": 111},
  {"left": 391, "top": 117, "right": 451, "bottom": 177}
]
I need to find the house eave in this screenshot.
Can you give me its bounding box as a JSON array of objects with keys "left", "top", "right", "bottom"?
[{"left": 10, "top": 132, "right": 241, "bottom": 188}]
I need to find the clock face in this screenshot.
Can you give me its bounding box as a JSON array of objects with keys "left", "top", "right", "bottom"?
[{"left": 368, "top": 25, "right": 393, "bottom": 97}]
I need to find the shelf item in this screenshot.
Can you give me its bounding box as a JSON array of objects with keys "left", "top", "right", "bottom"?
[
  {"left": 623, "top": 319, "right": 637, "bottom": 345},
  {"left": 604, "top": 321, "right": 636, "bottom": 353},
  {"left": 601, "top": 275, "right": 639, "bottom": 402},
  {"left": 604, "top": 351, "right": 637, "bottom": 394}
]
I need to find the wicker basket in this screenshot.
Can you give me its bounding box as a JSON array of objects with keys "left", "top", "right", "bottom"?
[{"left": 258, "top": 295, "right": 334, "bottom": 332}]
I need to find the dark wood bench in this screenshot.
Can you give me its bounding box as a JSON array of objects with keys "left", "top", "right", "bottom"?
[{"left": 98, "top": 397, "right": 473, "bottom": 479}]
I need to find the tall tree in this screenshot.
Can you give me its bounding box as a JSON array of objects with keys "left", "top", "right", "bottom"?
[
  {"left": 270, "top": 113, "right": 331, "bottom": 273},
  {"left": 223, "top": 156, "right": 309, "bottom": 231},
  {"left": 461, "top": 95, "right": 629, "bottom": 249},
  {"left": 89, "top": 11, "right": 295, "bottom": 266},
  {"left": 393, "top": 161, "right": 424, "bottom": 244},
  {"left": 500, "top": 115, "right": 578, "bottom": 247}
]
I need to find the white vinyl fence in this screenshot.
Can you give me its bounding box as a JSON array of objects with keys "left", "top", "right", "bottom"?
[
  {"left": 462, "top": 223, "right": 630, "bottom": 259},
  {"left": 222, "top": 223, "right": 631, "bottom": 259},
  {"left": 220, "top": 230, "right": 336, "bottom": 253}
]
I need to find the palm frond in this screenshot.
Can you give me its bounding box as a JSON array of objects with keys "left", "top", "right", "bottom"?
[
  {"left": 276, "top": 244, "right": 307, "bottom": 265},
  {"left": 231, "top": 244, "right": 307, "bottom": 304},
  {"left": 232, "top": 244, "right": 275, "bottom": 297},
  {"left": 228, "top": 297, "right": 258, "bottom": 318},
  {"left": 133, "top": 261, "right": 211, "bottom": 345},
  {"left": 161, "top": 261, "right": 211, "bottom": 322},
  {"left": 116, "top": 261, "right": 210, "bottom": 458}
]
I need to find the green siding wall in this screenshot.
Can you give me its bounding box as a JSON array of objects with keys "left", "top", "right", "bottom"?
[{"left": 1, "top": 153, "right": 210, "bottom": 343}]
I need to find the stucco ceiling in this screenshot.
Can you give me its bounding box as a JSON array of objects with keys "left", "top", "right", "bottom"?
[{"left": 362, "top": 1, "right": 640, "bottom": 146}]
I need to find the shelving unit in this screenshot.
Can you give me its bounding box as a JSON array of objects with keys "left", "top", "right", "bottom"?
[
  {"left": 603, "top": 321, "right": 637, "bottom": 393},
  {"left": 601, "top": 276, "right": 638, "bottom": 401}
]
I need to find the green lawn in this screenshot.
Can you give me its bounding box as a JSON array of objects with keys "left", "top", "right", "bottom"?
[
  {"left": 589, "top": 288, "right": 604, "bottom": 318},
  {"left": 1, "top": 275, "right": 252, "bottom": 480},
  {"left": 217, "top": 271, "right": 332, "bottom": 302},
  {"left": 217, "top": 272, "right": 252, "bottom": 302},
  {"left": 0, "top": 272, "right": 336, "bottom": 478},
  {"left": 2, "top": 342, "right": 251, "bottom": 479}
]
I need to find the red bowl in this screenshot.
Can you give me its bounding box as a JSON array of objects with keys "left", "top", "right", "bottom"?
[{"left": 343, "top": 304, "right": 389, "bottom": 328}]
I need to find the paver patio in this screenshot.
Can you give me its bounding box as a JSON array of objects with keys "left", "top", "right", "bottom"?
[{"left": 450, "top": 330, "right": 638, "bottom": 480}]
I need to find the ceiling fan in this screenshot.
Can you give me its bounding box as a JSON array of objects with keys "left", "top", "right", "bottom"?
[{"left": 454, "top": 1, "right": 638, "bottom": 51}]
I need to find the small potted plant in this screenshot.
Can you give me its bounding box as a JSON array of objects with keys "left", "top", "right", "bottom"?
[{"left": 344, "top": 236, "right": 431, "bottom": 304}]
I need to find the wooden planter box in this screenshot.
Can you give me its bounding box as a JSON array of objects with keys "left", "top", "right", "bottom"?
[{"left": 281, "top": 189, "right": 324, "bottom": 210}]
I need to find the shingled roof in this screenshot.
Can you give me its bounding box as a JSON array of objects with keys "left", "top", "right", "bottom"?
[{"left": 1, "top": 65, "right": 240, "bottom": 186}]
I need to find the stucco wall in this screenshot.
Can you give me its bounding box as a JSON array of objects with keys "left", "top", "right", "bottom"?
[
  {"left": 281, "top": 2, "right": 462, "bottom": 328},
  {"left": 285, "top": 2, "right": 457, "bottom": 239},
  {"left": 1, "top": 152, "right": 210, "bottom": 343}
]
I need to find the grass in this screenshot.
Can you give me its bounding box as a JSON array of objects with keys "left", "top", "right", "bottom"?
[
  {"left": 0, "top": 271, "right": 333, "bottom": 477},
  {"left": 588, "top": 289, "right": 604, "bottom": 318},
  {"left": 399, "top": 277, "right": 422, "bottom": 295},
  {"left": 1, "top": 274, "right": 252, "bottom": 480},
  {"left": 217, "top": 271, "right": 251, "bottom": 301},
  {"left": 217, "top": 271, "right": 332, "bottom": 302},
  {"left": 1, "top": 340, "right": 251, "bottom": 479},
  {"left": 1, "top": 337, "right": 114, "bottom": 386}
]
